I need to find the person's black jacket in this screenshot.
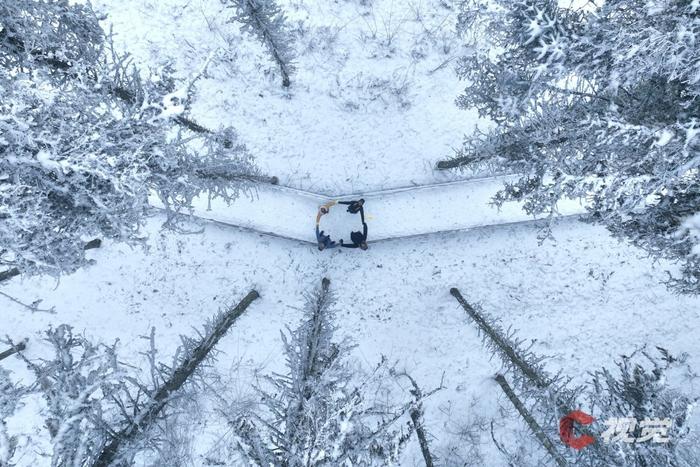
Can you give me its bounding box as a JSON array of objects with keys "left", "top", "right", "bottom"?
[
  {"left": 342, "top": 222, "right": 367, "bottom": 248},
  {"left": 339, "top": 199, "right": 364, "bottom": 214}
]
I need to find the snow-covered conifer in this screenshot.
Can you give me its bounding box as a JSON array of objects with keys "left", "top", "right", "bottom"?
[
  {"left": 446, "top": 0, "right": 700, "bottom": 293},
  {"left": 21, "top": 325, "right": 123, "bottom": 466},
  {"left": 225, "top": 0, "right": 296, "bottom": 87},
  {"left": 234, "top": 278, "right": 411, "bottom": 466},
  {"left": 0, "top": 367, "right": 23, "bottom": 465},
  {"left": 0, "top": 0, "right": 259, "bottom": 276},
  {"left": 587, "top": 348, "right": 699, "bottom": 466}
]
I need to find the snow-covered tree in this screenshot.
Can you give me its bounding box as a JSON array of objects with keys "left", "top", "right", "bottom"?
[
  {"left": 233, "top": 278, "right": 412, "bottom": 466},
  {"left": 0, "top": 367, "right": 23, "bottom": 466},
  {"left": 225, "top": 0, "right": 296, "bottom": 87},
  {"left": 445, "top": 0, "right": 700, "bottom": 293},
  {"left": 19, "top": 325, "right": 124, "bottom": 466},
  {"left": 0, "top": 0, "right": 259, "bottom": 276},
  {"left": 15, "top": 292, "right": 256, "bottom": 466},
  {"left": 587, "top": 348, "right": 699, "bottom": 466},
  {"left": 450, "top": 290, "right": 700, "bottom": 466}
]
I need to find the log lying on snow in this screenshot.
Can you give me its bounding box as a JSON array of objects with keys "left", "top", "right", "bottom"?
[
  {"left": 495, "top": 374, "right": 568, "bottom": 467},
  {"left": 83, "top": 239, "right": 102, "bottom": 250},
  {"left": 0, "top": 340, "right": 26, "bottom": 362},
  {"left": 93, "top": 289, "right": 260, "bottom": 467},
  {"left": 450, "top": 288, "right": 550, "bottom": 389},
  {"left": 0, "top": 268, "right": 20, "bottom": 284}
]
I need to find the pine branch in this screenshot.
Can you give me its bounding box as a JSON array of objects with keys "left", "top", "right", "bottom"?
[
  {"left": 0, "top": 339, "right": 26, "bottom": 362},
  {"left": 227, "top": 0, "right": 295, "bottom": 88}
]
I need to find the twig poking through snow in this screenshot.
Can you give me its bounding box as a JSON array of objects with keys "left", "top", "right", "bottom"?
[{"left": 0, "top": 291, "right": 56, "bottom": 314}]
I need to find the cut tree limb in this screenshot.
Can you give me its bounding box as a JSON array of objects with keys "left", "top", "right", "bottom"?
[
  {"left": 83, "top": 239, "right": 102, "bottom": 250},
  {"left": 0, "top": 340, "right": 26, "bottom": 362},
  {"left": 405, "top": 374, "right": 436, "bottom": 467},
  {"left": 450, "top": 288, "right": 550, "bottom": 389},
  {"left": 436, "top": 156, "right": 471, "bottom": 170},
  {"left": 93, "top": 289, "right": 260, "bottom": 467},
  {"left": 495, "top": 374, "right": 568, "bottom": 467},
  {"left": 0, "top": 268, "right": 20, "bottom": 283}
]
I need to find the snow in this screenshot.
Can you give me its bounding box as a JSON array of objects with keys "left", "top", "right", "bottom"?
[
  {"left": 35, "top": 150, "right": 61, "bottom": 173},
  {"left": 4, "top": 0, "right": 700, "bottom": 465},
  {"left": 92, "top": 0, "right": 485, "bottom": 194},
  {"left": 165, "top": 175, "right": 586, "bottom": 243},
  {"left": 653, "top": 128, "right": 674, "bottom": 147},
  {"left": 4, "top": 211, "right": 700, "bottom": 465}
]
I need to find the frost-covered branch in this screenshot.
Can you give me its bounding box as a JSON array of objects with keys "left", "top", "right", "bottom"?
[
  {"left": 0, "top": 0, "right": 260, "bottom": 276},
  {"left": 94, "top": 290, "right": 259, "bottom": 466},
  {"left": 446, "top": 0, "right": 700, "bottom": 293},
  {"left": 232, "top": 278, "right": 413, "bottom": 466},
  {"left": 225, "top": 0, "right": 296, "bottom": 87}
]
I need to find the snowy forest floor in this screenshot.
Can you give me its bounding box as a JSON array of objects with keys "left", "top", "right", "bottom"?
[
  {"left": 169, "top": 175, "right": 586, "bottom": 243},
  {"left": 93, "top": 0, "right": 487, "bottom": 194},
  {"left": 4, "top": 215, "right": 700, "bottom": 465},
  {"left": 3, "top": 0, "right": 700, "bottom": 465}
]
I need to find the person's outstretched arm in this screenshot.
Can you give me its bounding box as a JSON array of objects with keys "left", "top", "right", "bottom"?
[
  {"left": 359, "top": 206, "right": 365, "bottom": 223},
  {"left": 341, "top": 243, "right": 358, "bottom": 248},
  {"left": 338, "top": 200, "right": 352, "bottom": 205},
  {"left": 317, "top": 201, "right": 337, "bottom": 223},
  {"left": 362, "top": 222, "right": 368, "bottom": 241}
]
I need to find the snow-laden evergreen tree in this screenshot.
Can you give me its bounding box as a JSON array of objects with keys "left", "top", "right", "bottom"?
[
  {"left": 0, "top": 0, "right": 259, "bottom": 275},
  {"left": 19, "top": 325, "right": 124, "bottom": 466},
  {"left": 15, "top": 293, "right": 256, "bottom": 467},
  {"left": 587, "top": 348, "right": 699, "bottom": 466},
  {"left": 233, "top": 278, "right": 412, "bottom": 466},
  {"left": 225, "top": 0, "right": 296, "bottom": 87},
  {"left": 0, "top": 367, "right": 23, "bottom": 465},
  {"left": 447, "top": 0, "right": 700, "bottom": 293}
]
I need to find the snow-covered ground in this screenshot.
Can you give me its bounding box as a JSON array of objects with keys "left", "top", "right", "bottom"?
[
  {"left": 163, "top": 175, "right": 586, "bottom": 243},
  {"left": 4, "top": 0, "right": 700, "bottom": 465},
  {"left": 93, "top": 0, "right": 485, "bottom": 194},
  {"left": 4, "top": 214, "right": 700, "bottom": 465}
]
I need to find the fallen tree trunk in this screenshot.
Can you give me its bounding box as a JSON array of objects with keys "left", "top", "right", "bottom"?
[
  {"left": 453, "top": 289, "right": 603, "bottom": 461},
  {"left": 93, "top": 289, "right": 260, "bottom": 467},
  {"left": 495, "top": 374, "right": 568, "bottom": 467},
  {"left": 450, "top": 288, "right": 550, "bottom": 389},
  {"left": 450, "top": 288, "right": 580, "bottom": 416},
  {"left": 83, "top": 239, "right": 102, "bottom": 250},
  {"left": 0, "top": 340, "right": 26, "bottom": 361},
  {"left": 405, "top": 375, "right": 436, "bottom": 467},
  {"left": 0, "top": 268, "right": 20, "bottom": 283},
  {"left": 436, "top": 156, "right": 471, "bottom": 170}
]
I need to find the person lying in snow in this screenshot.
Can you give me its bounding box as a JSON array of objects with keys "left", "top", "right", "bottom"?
[
  {"left": 316, "top": 201, "right": 339, "bottom": 251},
  {"left": 341, "top": 204, "right": 368, "bottom": 250},
  {"left": 338, "top": 198, "right": 365, "bottom": 214},
  {"left": 316, "top": 200, "right": 337, "bottom": 223},
  {"left": 316, "top": 225, "right": 338, "bottom": 251}
]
